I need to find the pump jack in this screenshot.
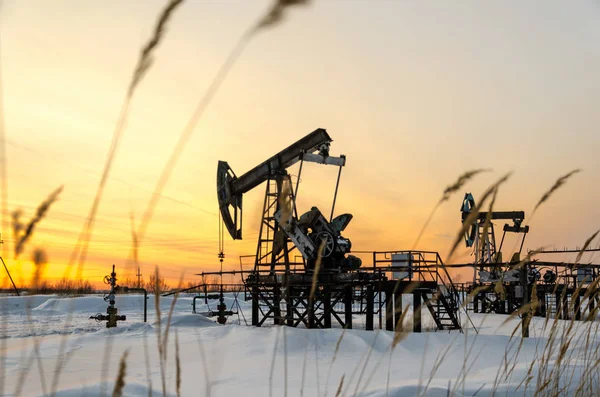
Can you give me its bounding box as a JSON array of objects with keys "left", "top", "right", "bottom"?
[
  {"left": 211, "top": 128, "right": 465, "bottom": 332},
  {"left": 217, "top": 128, "right": 360, "bottom": 274}
]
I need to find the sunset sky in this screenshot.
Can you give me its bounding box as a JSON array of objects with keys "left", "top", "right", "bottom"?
[{"left": 1, "top": 1, "right": 599, "bottom": 287}]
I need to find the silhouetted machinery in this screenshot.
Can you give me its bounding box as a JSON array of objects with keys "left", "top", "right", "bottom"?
[
  {"left": 460, "top": 193, "right": 600, "bottom": 321},
  {"left": 461, "top": 193, "right": 529, "bottom": 283},
  {"left": 281, "top": 207, "right": 361, "bottom": 271},
  {"left": 211, "top": 128, "right": 466, "bottom": 332},
  {"left": 217, "top": 128, "right": 361, "bottom": 274}
]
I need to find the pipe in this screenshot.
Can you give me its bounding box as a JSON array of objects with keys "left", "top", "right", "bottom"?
[
  {"left": 193, "top": 295, "right": 200, "bottom": 313},
  {"left": 193, "top": 293, "right": 220, "bottom": 313},
  {"left": 122, "top": 287, "right": 148, "bottom": 322}
]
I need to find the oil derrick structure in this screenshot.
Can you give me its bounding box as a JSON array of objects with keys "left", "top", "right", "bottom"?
[
  {"left": 460, "top": 193, "right": 600, "bottom": 323},
  {"left": 460, "top": 193, "right": 531, "bottom": 314},
  {"left": 216, "top": 129, "right": 464, "bottom": 332},
  {"left": 461, "top": 193, "right": 529, "bottom": 281},
  {"left": 90, "top": 264, "right": 126, "bottom": 328},
  {"left": 217, "top": 128, "right": 371, "bottom": 328}
]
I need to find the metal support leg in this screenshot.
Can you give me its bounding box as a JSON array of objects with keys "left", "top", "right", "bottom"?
[
  {"left": 556, "top": 292, "right": 562, "bottom": 319},
  {"left": 344, "top": 286, "right": 353, "bottom": 329},
  {"left": 562, "top": 293, "right": 569, "bottom": 320},
  {"left": 252, "top": 285, "right": 259, "bottom": 326},
  {"left": 538, "top": 292, "right": 546, "bottom": 317},
  {"left": 413, "top": 292, "right": 421, "bottom": 333},
  {"left": 286, "top": 286, "right": 294, "bottom": 326},
  {"left": 394, "top": 291, "right": 403, "bottom": 332},
  {"left": 323, "top": 287, "right": 332, "bottom": 329},
  {"left": 308, "top": 295, "right": 315, "bottom": 329},
  {"left": 273, "top": 286, "right": 281, "bottom": 325},
  {"left": 385, "top": 287, "right": 394, "bottom": 331},
  {"left": 366, "top": 284, "right": 374, "bottom": 331}
]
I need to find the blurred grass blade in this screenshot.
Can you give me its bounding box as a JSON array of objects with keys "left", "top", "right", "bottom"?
[
  {"left": 334, "top": 374, "right": 345, "bottom": 397},
  {"left": 440, "top": 169, "right": 490, "bottom": 204},
  {"left": 14, "top": 186, "right": 63, "bottom": 258},
  {"left": 129, "top": 0, "right": 185, "bottom": 95},
  {"left": 65, "top": 0, "right": 185, "bottom": 280},
  {"left": 575, "top": 229, "right": 600, "bottom": 264},
  {"left": 0, "top": 11, "right": 8, "bottom": 259},
  {"left": 447, "top": 172, "right": 512, "bottom": 262},
  {"left": 175, "top": 331, "right": 181, "bottom": 397},
  {"left": 413, "top": 169, "right": 489, "bottom": 249},
  {"left": 112, "top": 350, "right": 129, "bottom": 397},
  {"left": 255, "top": 0, "right": 311, "bottom": 30},
  {"left": 133, "top": 0, "right": 312, "bottom": 249},
  {"left": 310, "top": 239, "right": 327, "bottom": 302},
  {"left": 532, "top": 169, "right": 581, "bottom": 216}
]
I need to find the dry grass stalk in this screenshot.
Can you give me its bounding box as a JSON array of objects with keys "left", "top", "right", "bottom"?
[
  {"left": 133, "top": 0, "right": 312, "bottom": 251},
  {"left": 11, "top": 209, "right": 22, "bottom": 242},
  {"left": 358, "top": 304, "right": 412, "bottom": 396},
  {"left": 532, "top": 169, "right": 581, "bottom": 216},
  {"left": 0, "top": 6, "right": 8, "bottom": 262},
  {"left": 299, "top": 332, "right": 309, "bottom": 397},
  {"left": 338, "top": 330, "right": 385, "bottom": 396},
  {"left": 440, "top": 169, "right": 491, "bottom": 204},
  {"left": 14, "top": 186, "right": 63, "bottom": 258},
  {"left": 152, "top": 267, "right": 168, "bottom": 397},
  {"left": 194, "top": 333, "right": 212, "bottom": 397},
  {"left": 575, "top": 229, "right": 600, "bottom": 264},
  {"left": 334, "top": 374, "right": 345, "bottom": 397},
  {"left": 323, "top": 330, "right": 346, "bottom": 397},
  {"left": 477, "top": 187, "right": 498, "bottom": 262},
  {"left": 309, "top": 238, "right": 327, "bottom": 302},
  {"left": 112, "top": 350, "right": 129, "bottom": 397},
  {"left": 255, "top": 0, "right": 311, "bottom": 30},
  {"left": 31, "top": 248, "right": 48, "bottom": 291},
  {"left": 413, "top": 169, "right": 489, "bottom": 249},
  {"left": 452, "top": 330, "right": 484, "bottom": 396},
  {"left": 162, "top": 274, "right": 184, "bottom": 363},
  {"left": 142, "top": 330, "right": 153, "bottom": 397},
  {"left": 278, "top": 176, "right": 293, "bottom": 227},
  {"left": 64, "top": 0, "right": 185, "bottom": 282},
  {"left": 130, "top": 211, "right": 139, "bottom": 269},
  {"left": 391, "top": 304, "right": 411, "bottom": 348},
  {"left": 128, "top": 0, "right": 185, "bottom": 96},
  {"left": 13, "top": 320, "right": 49, "bottom": 397},
  {"left": 283, "top": 325, "right": 288, "bottom": 397},
  {"left": 175, "top": 330, "right": 181, "bottom": 397},
  {"left": 352, "top": 330, "right": 381, "bottom": 395},
  {"left": 447, "top": 172, "right": 512, "bottom": 262},
  {"left": 421, "top": 342, "right": 455, "bottom": 396},
  {"left": 268, "top": 326, "right": 281, "bottom": 397}
]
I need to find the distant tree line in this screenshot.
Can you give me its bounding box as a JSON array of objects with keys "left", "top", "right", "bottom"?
[{"left": 17, "top": 278, "right": 94, "bottom": 296}]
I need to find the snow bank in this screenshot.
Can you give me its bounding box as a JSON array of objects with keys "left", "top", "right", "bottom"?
[
  {"left": 156, "top": 313, "right": 217, "bottom": 328},
  {"left": 0, "top": 295, "right": 55, "bottom": 314}
]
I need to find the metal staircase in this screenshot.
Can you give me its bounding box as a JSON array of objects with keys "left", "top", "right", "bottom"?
[
  {"left": 419, "top": 253, "right": 475, "bottom": 332},
  {"left": 423, "top": 287, "right": 462, "bottom": 331}
]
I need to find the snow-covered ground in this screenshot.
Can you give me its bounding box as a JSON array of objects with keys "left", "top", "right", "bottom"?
[{"left": 1, "top": 294, "right": 598, "bottom": 396}]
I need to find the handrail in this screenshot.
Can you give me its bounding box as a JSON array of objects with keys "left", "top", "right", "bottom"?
[{"left": 368, "top": 250, "right": 478, "bottom": 333}]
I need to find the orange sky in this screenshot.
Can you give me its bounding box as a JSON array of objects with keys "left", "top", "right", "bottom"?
[{"left": 1, "top": 1, "right": 599, "bottom": 288}]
